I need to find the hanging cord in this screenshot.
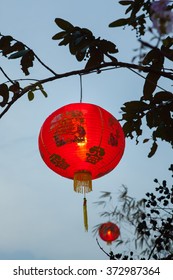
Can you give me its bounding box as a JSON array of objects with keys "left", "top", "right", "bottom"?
[{"left": 79, "top": 74, "right": 83, "bottom": 103}]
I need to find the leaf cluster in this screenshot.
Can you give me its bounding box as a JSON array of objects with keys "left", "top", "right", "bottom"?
[
  {"left": 27, "top": 83, "right": 48, "bottom": 101},
  {"left": 137, "top": 177, "right": 173, "bottom": 259},
  {"left": 0, "top": 35, "right": 35, "bottom": 75},
  {"left": 121, "top": 44, "right": 173, "bottom": 157},
  {"left": 52, "top": 18, "right": 118, "bottom": 69},
  {"left": 121, "top": 89, "right": 173, "bottom": 157},
  {"left": 95, "top": 165, "right": 173, "bottom": 259},
  {"left": 0, "top": 81, "right": 48, "bottom": 107},
  {"left": 109, "top": 0, "right": 151, "bottom": 37},
  {"left": 0, "top": 82, "right": 20, "bottom": 107}
]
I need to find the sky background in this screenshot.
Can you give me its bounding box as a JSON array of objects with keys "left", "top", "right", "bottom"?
[{"left": 0, "top": 0, "right": 172, "bottom": 260}]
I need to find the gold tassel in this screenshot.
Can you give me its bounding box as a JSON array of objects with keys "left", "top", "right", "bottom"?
[
  {"left": 83, "top": 197, "right": 88, "bottom": 231},
  {"left": 74, "top": 171, "right": 92, "bottom": 193}
]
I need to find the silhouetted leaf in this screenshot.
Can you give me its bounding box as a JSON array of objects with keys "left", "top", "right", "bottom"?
[
  {"left": 109, "top": 18, "right": 129, "bottom": 27},
  {"left": 0, "top": 35, "right": 13, "bottom": 56},
  {"left": 148, "top": 141, "right": 158, "bottom": 158},
  {"left": 2, "top": 41, "right": 24, "bottom": 56},
  {"left": 122, "top": 122, "right": 134, "bottom": 138},
  {"left": 99, "top": 39, "right": 118, "bottom": 54},
  {"left": 163, "top": 199, "right": 169, "bottom": 206},
  {"left": 9, "top": 82, "right": 20, "bottom": 94},
  {"left": 125, "top": 4, "right": 133, "bottom": 14},
  {"left": 143, "top": 49, "right": 164, "bottom": 100},
  {"left": 143, "top": 138, "right": 150, "bottom": 143},
  {"left": 162, "top": 36, "right": 173, "bottom": 48},
  {"left": 21, "top": 50, "right": 35, "bottom": 75},
  {"left": 58, "top": 35, "right": 72, "bottom": 46},
  {"left": 114, "top": 239, "right": 123, "bottom": 247},
  {"left": 37, "top": 84, "right": 48, "bottom": 98},
  {"left": 28, "top": 90, "right": 34, "bottom": 101},
  {"left": 76, "top": 51, "right": 85, "bottom": 61},
  {"left": 9, "top": 82, "right": 20, "bottom": 99},
  {"left": 55, "top": 18, "right": 74, "bottom": 31},
  {"left": 162, "top": 180, "right": 167, "bottom": 187},
  {"left": 52, "top": 31, "right": 67, "bottom": 40},
  {"left": 0, "top": 83, "right": 9, "bottom": 107},
  {"left": 99, "top": 191, "right": 112, "bottom": 200},
  {"left": 8, "top": 49, "right": 29, "bottom": 59},
  {"left": 143, "top": 72, "right": 161, "bottom": 100},
  {"left": 143, "top": 48, "right": 164, "bottom": 69},
  {"left": 122, "top": 101, "right": 148, "bottom": 112},
  {"left": 119, "top": 1, "right": 133, "bottom": 5},
  {"left": 153, "top": 91, "right": 173, "bottom": 104}
]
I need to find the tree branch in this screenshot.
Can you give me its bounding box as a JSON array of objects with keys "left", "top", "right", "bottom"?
[
  {"left": 33, "top": 52, "right": 57, "bottom": 76},
  {"left": 0, "top": 60, "right": 173, "bottom": 119},
  {"left": 96, "top": 238, "right": 110, "bottom": 258}
]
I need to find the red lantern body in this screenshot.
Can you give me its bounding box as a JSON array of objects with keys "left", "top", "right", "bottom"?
[
  {"left": 99, "top": 222, "right": 120, "bottom": 244},
  {"left": 38, "top": 103, "right": 125, "bottom": 192}
]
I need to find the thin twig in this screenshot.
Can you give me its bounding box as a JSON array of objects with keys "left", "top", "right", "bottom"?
[
  {"left": 129, "top": 67, "right": 168, "bottom": 92},
  {"left": 96, "top": 238, "right": 110, "bottom": 258},
  {"left": 0, "top": 67, "right": 16, "bottom": 85},
  {"left": 33, "top": 52, "right": 57, "bottom": 76}
]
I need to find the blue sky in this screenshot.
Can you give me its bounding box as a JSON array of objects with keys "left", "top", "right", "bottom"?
[{"left": 0, "top": 0, "right": 172, "bottom": 260}]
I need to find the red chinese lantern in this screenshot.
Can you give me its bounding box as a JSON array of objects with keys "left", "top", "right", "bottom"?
[
  {"left": 99, "top": 222, "right": 120, "bottom": 245},
  {"left": 38, "top": 103, "right": 125, "bottom": 230}
]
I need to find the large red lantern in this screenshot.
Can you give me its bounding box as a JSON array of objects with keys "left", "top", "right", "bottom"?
[
  {"left": 38, "top": 103, "right": 125, "bottom": 230},
  {"left": 99, "top": 222, "right": 120, "bottom": 245}
]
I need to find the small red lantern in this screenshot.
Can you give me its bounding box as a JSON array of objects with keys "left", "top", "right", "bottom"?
[
  {"left": 99, "top": 222, "right": 120, "bottom": 245},
  {"left": 38, "top": 103, "right": 125, "bottom": 230}
]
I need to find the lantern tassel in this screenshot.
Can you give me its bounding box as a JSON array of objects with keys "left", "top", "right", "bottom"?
[
  {"left": 83, "top": 197, "right": 88, "bottom": 231},
  {"left": 74, "top": 171, "right": 92, "bottom": 193}
]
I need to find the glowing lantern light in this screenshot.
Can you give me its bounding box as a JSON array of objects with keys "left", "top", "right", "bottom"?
[
  {"left": 38, "top": 103, "right": 125, "bottom": 231},
  {"left": 99, "top": 222, "right": 120, "bottom": 245}
]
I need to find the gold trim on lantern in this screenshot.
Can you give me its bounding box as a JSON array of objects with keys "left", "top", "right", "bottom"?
[
  {"left": 74, "top": 171, "right": 92, "bottom": 193},
  {"left": 106, "top": 241, "right": 112, "bottom": 245}
]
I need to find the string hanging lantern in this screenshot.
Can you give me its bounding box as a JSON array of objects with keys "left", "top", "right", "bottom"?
[
  {"left": 99, "top": 222, "right": 120, "bottom": 245},
  {"left": 38, "top": 103, "right": 125, "bottom": 231}
]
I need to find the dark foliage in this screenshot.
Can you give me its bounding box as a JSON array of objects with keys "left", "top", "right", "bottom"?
[{"left": 95, "top": 165, "right": 173, "bottom": 259}]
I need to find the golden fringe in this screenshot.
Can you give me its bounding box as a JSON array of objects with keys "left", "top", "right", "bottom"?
[{"left": 74, "top": 171, "right": 92, "bottom": 193}]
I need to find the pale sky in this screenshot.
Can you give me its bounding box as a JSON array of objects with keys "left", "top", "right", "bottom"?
[{"left": 0, "top": 0, "right": 172, "bottom": 260}]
